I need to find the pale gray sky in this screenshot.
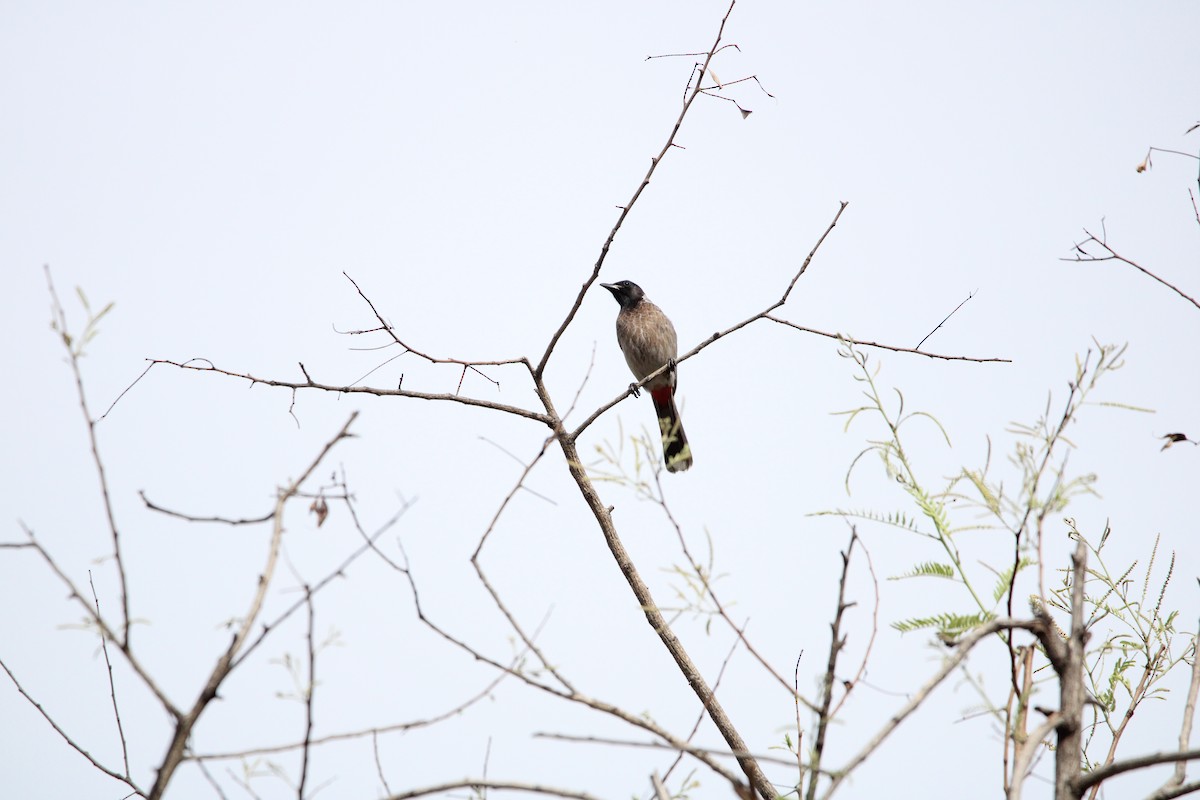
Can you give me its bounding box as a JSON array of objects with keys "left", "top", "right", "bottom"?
[{"left": 2, "top": 2, "right": 1198, "bottom": 799}]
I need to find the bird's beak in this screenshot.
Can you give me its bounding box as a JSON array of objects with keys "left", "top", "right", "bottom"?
[{"left": 600, "top": 282, "right": 618, "bottom": 292}]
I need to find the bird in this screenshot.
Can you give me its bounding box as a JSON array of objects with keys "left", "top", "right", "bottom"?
[{"left": 600, "top": 280, "right": 693, "bottom": 473}]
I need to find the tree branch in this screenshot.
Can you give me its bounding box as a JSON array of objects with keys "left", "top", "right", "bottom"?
[
  {"left": 821, "top": 617, "right": 1044, "bottom": 800},
  {"left": 45, "top": 267, "right": 132, "bottom": 644},
  {"left": 148, "top": 359, "right": 552, "bottom": 424},
  {"left": 384, "top": 780, "right": 602, "bottom": 800},
  {"left": 765, "top": 317, "right": 1010, "bottom": 363},
  {"left": 1065, "top": 228, "right": 1200, "bottom": 311},
  {"left": 1073, "top": 749, "right": 1200, "bottom": 795},
  {"left": 148, "top": 413, "right": 358, "bottom": 799},
  {"left": 533, "top": 0, "right": 740, "bottom": 380}
]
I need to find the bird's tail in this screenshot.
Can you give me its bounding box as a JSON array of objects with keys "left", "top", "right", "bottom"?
[{"left": 650, "top": 387, "right": 692, "bottom": 472}]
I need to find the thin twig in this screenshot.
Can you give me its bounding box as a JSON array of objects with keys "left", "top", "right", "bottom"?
[
  {"left": 469, "top": 436, "right": 574, "bottom": 692},
  {"left": 829, "top": 534, "right": 879, "bottom": 720},
  {"left": 383, "top": 780, "right": 601, "bottom": 800},
  {"left": 343, "top": 272, "right": 527, "bottom": 384},
  {"left": 88, "top": 571, "right": 131, "bottom": 779},
  {"left": 1065, "top": 229, "right": 1200, "bottom": 311},
  {"left": 0, "top": 657, "right": 145, "bottom": 796},
  {"left": 21, "top": 522, "right": 180, "bottom": 718},
  {"left": 662, "top": 633, "right": 742, "bottom": 785},
  {"left": 650, "top": 466, "right": 815, "bottom": 708},
  {"left": 807, "top": 528, "right": 859, "bottom": 800},
  {"left": 535, "top": 732, "right": 800, "bottom": 768},
  {"left": 190, "top": 673, "right": 506, "bottom": 761},
  {"left": 46, "top": 267, "right": 131, "bottom": 644},
  {"left": 372, "top": 731, "right": 393, "bottom": 796},
  {"left": 765, "top": 317, "right": 1010, "bottom": 363},
  {"left": 914, "top": 290, "right": 976, "bottom": 351},
  {"left": 148, "top": 358, "right": 552, "bottom": 425},
  {"left": 99, "top": 362, "right": 154, "bottom": 421},
  {"left": 138, "top": 491, "right": 275, "bottom": 525},
  {"left": 297, "top": 587, "right": 317, "bottom": 800}
]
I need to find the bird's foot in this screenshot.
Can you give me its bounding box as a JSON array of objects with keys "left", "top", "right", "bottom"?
[{"left": 628, "top": 382, "right": 641, "bottom": 398}]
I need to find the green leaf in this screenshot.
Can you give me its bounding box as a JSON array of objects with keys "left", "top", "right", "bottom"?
[
  {"left": 892, "top": 610, "right": 995, "bottom": 636},
  {"left": 891, "top": 561, "right": 957, "bottom": 581}
]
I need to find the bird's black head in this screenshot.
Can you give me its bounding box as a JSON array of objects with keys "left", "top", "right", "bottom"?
[{"left": 600, "top": 280, "right": 645, "bottom": 310}]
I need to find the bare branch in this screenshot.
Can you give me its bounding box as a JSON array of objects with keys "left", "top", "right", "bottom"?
[
  {"left": 297, "top": 588, "right": 317, "bottom": 800},
  {"left": 99, "top": 362, "right": 154, "bottom": 421},
  {"left": 189, "top": 673, "right": 505, "bottom": 761},
  {"left": 0, "top": 657, "right": 145, "bottom": 796},
  {"left": 396, "top": 542, "right": 749, "bottom": 793},
  {"left": 20, "top": 522, "right": 180, "bottom": 718},
  {"left": 469, "top": 436, "right": 575, "bottom": 693},
  {"left": 342, "top": 272, "right": 529, "bottom": 384},
  {"left": 1073, "top": 749, "right": 1200, "bottom": 796},
  {"left": 829, "top": 534, "right": 879, "bottom": 721},
  {"left": 914, "top": 290, "right": 976, "bottom": 351},
  {"left": 550, "top": 431, "right": 770, "bottom": 798},
  {"left": 232, "top": 491, "right": 414, "bottom": 670},
  {"left": 45, "top": 267, "right": 131, "bottom": 644},
  {"left": 138, "top": 491, "right": 275, "bottom": 525},
  {"left": 1065, "top": 228, "right": 1200, "bottom": 311},
  {"left": 147, "top": 359, "right": 553, "bottom": 425},
  {"left": 1008, "top": 712, "right": 1062, "bottom": 800},
  {"left": 533, "top": 0, "right": 740, "bottom": 380},
  {"left": 1147, "top": 778, "right": 1200, "bottom": 800},
  {"left": 765, "top": 317, "right": 1010, "bottom": 363},
  {"left": 534, "top": 732, "right": 800, "bottom": 768},
  {"left": 1156, "top": 637, "right": 1200, "bottom": 797},
  {"left": 650, "top": 466, "right": 813, "bottom": 708},
  {"left": 88, "top": 572, "right": 131, "bottom": 779},
  {"left": 383, "top": 780, "right": 601, "bottom": 800},
  {"left": 808, "top": 528, "right": 860, "bottom": 800},
  {"left": 148, "top": 413, "right": 359, "bottom": 799},
  {"left": 662, "top": 631, "right": 741, "bottom": 785},
  {"left": 821, "top": 617, "right": 1045, "bottom": 800}
]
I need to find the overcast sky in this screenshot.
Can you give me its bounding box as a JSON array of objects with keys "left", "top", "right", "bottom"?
[{"left": 2, "top": 2, "right": 1199, "bottom": 799}]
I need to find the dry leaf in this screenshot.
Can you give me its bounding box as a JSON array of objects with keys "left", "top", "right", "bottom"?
[{"left": 309, "top": 496, "right": 329, "bottom": 526}]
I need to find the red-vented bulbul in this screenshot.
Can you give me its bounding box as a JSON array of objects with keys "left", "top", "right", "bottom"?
[{"left": 601, "top": 280, "right": 693, "bottom": 473}]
